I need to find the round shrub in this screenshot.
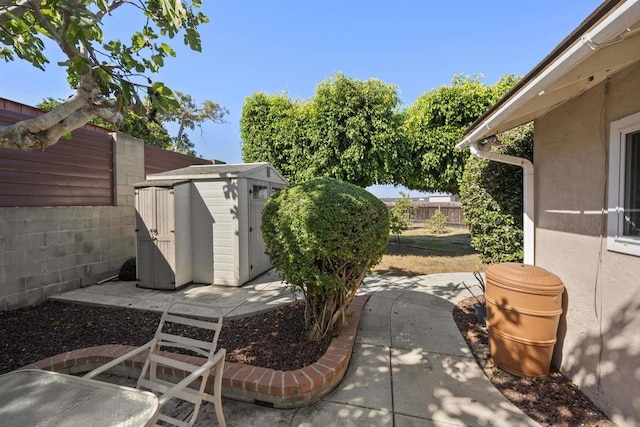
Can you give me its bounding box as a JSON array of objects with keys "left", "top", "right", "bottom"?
[
  {"left": 459, "top": 124, "right": 533, "bottom": 264},
  {"left": 262, "top": 177, "right": 390, "bottom": 339}
]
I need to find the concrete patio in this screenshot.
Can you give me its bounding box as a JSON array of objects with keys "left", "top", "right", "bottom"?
[{"left": 51, "top": 271, "right": 540, "bottom": 426}]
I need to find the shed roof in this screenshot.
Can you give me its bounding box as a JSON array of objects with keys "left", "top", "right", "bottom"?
[
  {"left": 144, "top": 162, "right": 288, "bottom": 183},
  {"left": 134, "top": 179, "right": 190, "bottom": 188},
  {"left": 457, "top": 0, "right": 640, "bottom": 149}
]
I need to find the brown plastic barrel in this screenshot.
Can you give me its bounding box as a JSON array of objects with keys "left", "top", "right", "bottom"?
[{"left": 485, "top": 263, "right": 564, "bottom": 377}]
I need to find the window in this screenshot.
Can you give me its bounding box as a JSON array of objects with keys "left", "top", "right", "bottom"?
[
  {"left": 607, "top": 112, "right": 640, "bottom": 256},
  {"left": 252, "top": 185, "right": 269, "bottom": 199}
]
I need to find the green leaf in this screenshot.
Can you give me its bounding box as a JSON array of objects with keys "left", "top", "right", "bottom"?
[
  {"left": 151, "top": 82, "right": 173, "bottom": 97},
  {"left": 159, "top": 43, "right": 176, "bottom": 57}
]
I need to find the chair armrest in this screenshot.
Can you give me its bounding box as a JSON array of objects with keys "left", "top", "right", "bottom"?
[
  {"left": 157, "top": 349, "right": 226, "bottom": 406},
  {"left": 83, "top": 341, "right": 153, "bottom": 379}
]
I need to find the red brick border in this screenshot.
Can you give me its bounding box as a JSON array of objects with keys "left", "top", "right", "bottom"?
[{"left": 20, "top": 295, "right": 370, "bottom": 409}]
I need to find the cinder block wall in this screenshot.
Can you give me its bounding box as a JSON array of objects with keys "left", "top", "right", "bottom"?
[
  {"left": 0, "top": 206, "right": 135, "bottom": 310},
  {"left": 0, "top": 132, "right": 143, "bottom": 310}
]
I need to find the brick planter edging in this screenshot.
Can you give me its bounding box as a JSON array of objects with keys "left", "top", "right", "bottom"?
[{"left": 20, "top": 295, "right": 370, "bottom": 409}]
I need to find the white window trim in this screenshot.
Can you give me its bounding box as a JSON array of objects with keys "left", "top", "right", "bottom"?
[{"left": 607, "top": 111, "right": 640, "bottom": 256}]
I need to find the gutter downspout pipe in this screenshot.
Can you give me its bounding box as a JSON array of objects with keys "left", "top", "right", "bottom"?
[{"left": 469, "top": 142, "right": 535, "bottom": 265}]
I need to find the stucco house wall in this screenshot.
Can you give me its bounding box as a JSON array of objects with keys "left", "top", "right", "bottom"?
[{"left": 534, "top": 60, "right": 640, "bottom": 426}]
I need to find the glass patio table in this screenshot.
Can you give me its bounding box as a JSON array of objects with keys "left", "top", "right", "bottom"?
[{"left": 0, "top": 369, "right": 159, "bottom": 427}]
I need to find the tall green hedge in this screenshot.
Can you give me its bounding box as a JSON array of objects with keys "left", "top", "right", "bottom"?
[
  {"left": 459, "top": 125, "right": 533, "bottom": 264},
  {"left": 261, "top": 178, "right": 390, "bottom": 340}
]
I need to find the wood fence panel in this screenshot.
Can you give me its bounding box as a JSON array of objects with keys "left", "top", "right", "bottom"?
[
  {"left": 0, "top": 101, "right": 114, "bottom": 207},
  {"left": 384, "top": 201, "right": 465, "bottom": 227},
  {"left": 144, "top": 144, "right": 212, "bottom": 176}
]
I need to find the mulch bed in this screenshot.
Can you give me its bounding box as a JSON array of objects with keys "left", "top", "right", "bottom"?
[
  {"left": 0, "top": 300, "right": 330, "bottom": 375},
  {"left": 452, "top": 296, "right": 616, "bottom": 427}
]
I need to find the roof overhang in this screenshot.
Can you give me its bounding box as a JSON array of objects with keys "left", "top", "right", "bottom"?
[
  {"left": 145, "top": 162, "right": 289, "bottom": 184},
  {"left": 457, "top": 0, "right": 640, "bottom": 149}
]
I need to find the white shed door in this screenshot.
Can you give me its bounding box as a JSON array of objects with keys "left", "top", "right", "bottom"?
[
  {"left": 248, "top": 180, "right": 271, "bottom": 280},
  {"left": 135, "top": 187, "right": 176, "bottom": 289}
]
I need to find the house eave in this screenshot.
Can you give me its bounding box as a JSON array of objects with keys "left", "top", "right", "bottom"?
[{"left": 457, "top": 0, "right": 640, "bottom": 150}]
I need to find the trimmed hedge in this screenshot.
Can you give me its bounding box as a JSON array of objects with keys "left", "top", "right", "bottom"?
[
  {"left": 262, "top": 177, "right": 389, "bottom": 339},
  {"left": 459, "top": 125, "right": 533, "bottom": 264}
]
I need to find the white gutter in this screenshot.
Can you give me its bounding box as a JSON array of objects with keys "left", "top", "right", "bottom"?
[
  {"left": 469, "top": 142, "right": 535, "bottom": 265},
  {"left": 456, "top": 0, "right": 640, "bottom": 150},
  {"left": 457, "top": 1, "right": 640, "bottom": 265}
]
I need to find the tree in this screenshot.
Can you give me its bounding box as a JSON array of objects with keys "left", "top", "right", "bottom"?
[
  {"left": 37, "top": 97, "right": 173, "bottom": 150},
  {"left": 425, "top": 210, "right": 448, "bottom": 234},
  {"left": 241, "top": 73, "right": 409, "bottom": 187},
  {"left": 402, "top": 74, "right": 519, "bottom": 194},
  {"left": 240, "top": 92, "right": 314, "bottom": 184},
  {"left": 308, "top": 73, "right": 409, "bottom": 187},
  {"left": 262, "top": 178, "right": 389, "bottom": 340},
  {"left": 459, "top": 124, "right": 534, "bottom": 263},
  {"left": 0, "top": 0, "right": 208, "bottom": 150},
  {"left": 389, "top": 191, "right": 413, "bottom": 241},
  {"left": 162, "top": 92, "right": 228, "bottom": 154}
]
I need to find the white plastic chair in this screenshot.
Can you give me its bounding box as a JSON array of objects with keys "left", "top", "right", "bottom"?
[{"left": 85, "top": 301, "right": 226, "bottom": 427}]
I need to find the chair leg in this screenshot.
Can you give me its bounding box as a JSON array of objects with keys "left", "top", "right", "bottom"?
[
  {"left": 214, "top": 398, "right": 226, "bottom": 427},
  {"left": 186, "top": 402, "right": 201, "bottom": 427},
  {"left": 214, "top": 362, "right": 226, "bottom": 427}
]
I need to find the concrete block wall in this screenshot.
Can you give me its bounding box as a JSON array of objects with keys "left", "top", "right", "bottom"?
[
  {"left": 0, "top": 206, "right": 135, "bottom": 310},
  {"left": 112, "top": 132, "right": 145, "bottom": 206},
  {"left": 0, "top": 132, "right": 145, "bottom": 310}
]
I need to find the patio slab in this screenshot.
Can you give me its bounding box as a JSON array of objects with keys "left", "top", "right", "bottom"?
[
  {"left": 323, "top": 343, "right": 392, "bottom": 411},
  {"left": 391, "top": 349, "right": 538, "bottom": 426},
  {"left": 390, "top": 296, "right": 471, "bottom": 358},
  {"left": 291, "top": 401, "right": 393, "bottom": 427},
  {"left": 354, "top": 296, "right": 393, "bottom": 347}
]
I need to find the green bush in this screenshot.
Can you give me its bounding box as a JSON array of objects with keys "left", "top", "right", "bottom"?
[
  {"left": 389, "top": 191, "right": 413, "bottom": 240},
  {"left": 459, "top": 125, "right": 533, "bottom": 264},
  {"left": 425, "top": 210, "right": 448, "bottom": 234},
  {"left": 262, "top": 177, "right": 390, "bottom": 340}
]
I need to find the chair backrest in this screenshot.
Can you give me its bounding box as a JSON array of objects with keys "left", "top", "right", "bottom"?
[
  {"left": 134, "top": 301, "right": 226, "bottom": 426},
  {"left": 156, "top": 301, "right": 223, "bottom": 358},
  {"left": 139, "top": 301, "right": 224, "bottom": 387}
]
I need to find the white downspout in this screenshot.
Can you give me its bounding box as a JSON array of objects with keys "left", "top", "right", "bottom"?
[{"left": 469, "top": 142, "right": 535, "bottom": 265}]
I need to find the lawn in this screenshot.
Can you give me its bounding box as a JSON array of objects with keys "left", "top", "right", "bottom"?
[{"left": 371, "top": 226, "right": 483, "bottom": 276}]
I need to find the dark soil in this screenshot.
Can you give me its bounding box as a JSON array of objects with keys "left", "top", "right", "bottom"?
[
  {"left": 0, "top": 300, "right": 330, "bottom": 375},
  {"left": 453, "top": 296, "right": 616, "bottom": 427}
]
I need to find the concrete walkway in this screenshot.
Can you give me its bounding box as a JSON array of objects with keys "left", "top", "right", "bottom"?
[{"left": 52, "top": 272, "right": 540, "bottom": 427}]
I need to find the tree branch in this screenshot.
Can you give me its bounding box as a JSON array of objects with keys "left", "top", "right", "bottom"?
[
  {"left": 28, "top": 0, "right": 78, "bottom": 59},
  {"left": 0, "top": 103, "right": 122, "bottom": 151},
  {"left": 0, "top": 0, "right": 41, "bottom": 25},
  {"left": 95, "top": 0, "right": 129, "bottom": 20}
]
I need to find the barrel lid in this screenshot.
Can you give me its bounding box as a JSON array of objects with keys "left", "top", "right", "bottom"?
[{"left": 485, "top": 263, "right": 564, "bottom": 293}]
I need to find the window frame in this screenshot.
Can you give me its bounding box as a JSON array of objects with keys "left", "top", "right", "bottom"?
[{"left": 607, "top": 111, "right": 640, "bottom": 256}]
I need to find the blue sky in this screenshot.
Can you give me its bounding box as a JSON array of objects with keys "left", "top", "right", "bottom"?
[{"left": 1, "top": 0, "right": 603, "bottom": 197}]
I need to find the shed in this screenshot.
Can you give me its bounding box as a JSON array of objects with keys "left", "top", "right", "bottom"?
[{"left": 134, "top": 163, "right": 288, "bottom": 289}]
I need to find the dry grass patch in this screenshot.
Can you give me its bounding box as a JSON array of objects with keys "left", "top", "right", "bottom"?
[{"left": 372, "top": 226, "right": 483, "bottom": 276}]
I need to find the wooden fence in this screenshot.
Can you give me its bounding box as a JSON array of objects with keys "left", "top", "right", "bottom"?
[
  {"left": 0, "top": 101, "right": 114, "bottom": 207},
  {"left": 384, "top": 201, "right": 465, "bottom": 227},
  {"left": 0, "top": 98, "right": 215, "bottom": 207},
  {"left": 144, "top": 144, "right": 212, "bottom": 176}
]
